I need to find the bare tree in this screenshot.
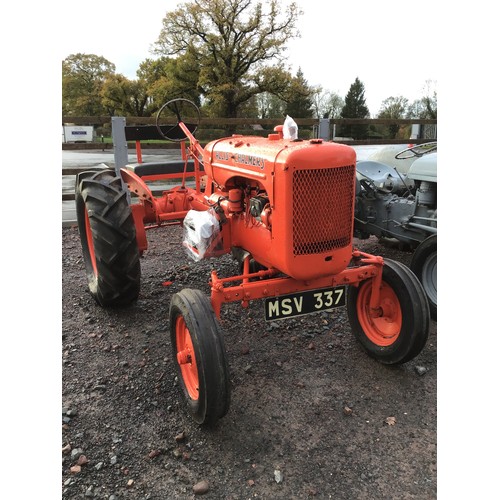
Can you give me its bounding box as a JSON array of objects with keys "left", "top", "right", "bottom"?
[{"left": 311, "top": 88, "right": 345, "bottom": 119}]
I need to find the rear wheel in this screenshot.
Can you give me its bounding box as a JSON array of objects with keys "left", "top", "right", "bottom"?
[
  {"left": 169, "top": 289, "right": 231, "bottom": 425},
  {"left": 347, "top": 259, "right": 429, "bottom": 364},
  {"left": 75, "top": 170, "right": 141, "bottom": 307},
  {"left": 410, "top": 235, "right": 437, "bottom": 319}
]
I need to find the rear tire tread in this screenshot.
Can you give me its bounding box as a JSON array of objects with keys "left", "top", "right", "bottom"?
[{"left": 75, "top": 170, "right": 141, "bottom": 307}]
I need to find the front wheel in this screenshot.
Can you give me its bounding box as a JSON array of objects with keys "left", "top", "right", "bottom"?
[
  {"left": 169, "top": 289, "right": 231, "bottom": 425},
  {"left": 347, "top": 259, "right": 430, "bottom": 364},
  {"left": 410, "top": 235, "right": 437, "bottom": 319}
]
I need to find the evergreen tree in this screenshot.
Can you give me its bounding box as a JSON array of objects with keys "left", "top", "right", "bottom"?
[
  {"left": 284, "top": 69, "right": 313, "bottom": 118},
  {"left": 339, "top": 77, "right": 370, "bottom": 139}
]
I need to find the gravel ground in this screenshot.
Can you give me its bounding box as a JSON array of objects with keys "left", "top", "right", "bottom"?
[{"left": 62, "top": 225, "right": 437, "bottom": 499}]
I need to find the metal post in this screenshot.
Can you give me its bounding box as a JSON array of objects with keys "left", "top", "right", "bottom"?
[
  {"left": 111, "top": 117, "right": 128, "bottom": 174},
  {"left": 318, "top": 118, "right": 330, "bottom": 141},
  {"left": 111, "top": 117, "right": 130, "bottom": 203},
  {"left": 410, "top": 124, "right": 420, "bottom": 140}
]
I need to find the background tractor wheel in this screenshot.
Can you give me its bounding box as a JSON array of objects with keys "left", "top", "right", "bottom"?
[
  {"left": 75, "top": 169, "right": 141, "bottom": 307},
  {"left": 169, "top": 289, "right": 231, "bottom": 426},
  {"left": 347, "top": 259, "right": 430, "bottom": 365},
  {"left": 410, "top": 235, "right": 437, "bottom": 319}
]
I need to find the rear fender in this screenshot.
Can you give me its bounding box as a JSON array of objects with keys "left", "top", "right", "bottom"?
[
  {"left": 130, "top": 204, "right": 148, "bottom": 252},
  {"left": 119, "top": 169, "right": 151, "bottom": 252},
  {"left": 120, "top": 168, "right": 156, "bottom": 205}
]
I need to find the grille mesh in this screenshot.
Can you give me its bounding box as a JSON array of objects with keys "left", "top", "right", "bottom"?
[{"left": 292, "top": 165, "right": 354, "bottom": 255}]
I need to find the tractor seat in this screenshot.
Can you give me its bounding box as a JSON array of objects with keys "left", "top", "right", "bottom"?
[{"left": 127, "top": 159, "right": 197, "bottom": 178}]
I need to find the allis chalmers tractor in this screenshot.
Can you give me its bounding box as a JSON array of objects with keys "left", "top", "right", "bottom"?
[{"left": 75, "top": 99, "right": 430, "bottom": 425}]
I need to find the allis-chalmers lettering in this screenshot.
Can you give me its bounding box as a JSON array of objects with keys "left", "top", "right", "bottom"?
[
  {"left": 215, "top": 151, "right": 230, "bottom": 161},
  {"left": 236, "top": 154, "right": 265, "bottom": 169}
]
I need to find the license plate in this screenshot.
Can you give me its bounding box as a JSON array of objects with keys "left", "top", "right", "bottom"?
[{"left": 264, "top": 286, "right": 346, "bottom": 321}]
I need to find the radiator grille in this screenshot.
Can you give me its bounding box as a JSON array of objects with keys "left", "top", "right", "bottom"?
[{"left": 292, "top": 165, "right": 355, "bottom": 255}]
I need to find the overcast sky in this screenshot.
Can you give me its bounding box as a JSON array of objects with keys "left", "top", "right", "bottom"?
[{"left": 59, "top": 0, "right": 439, "bottom": 115}]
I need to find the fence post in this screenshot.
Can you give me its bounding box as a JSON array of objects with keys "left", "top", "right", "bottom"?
[
  {"left": 111, "top": 117, "right": 131, "bottom": 203},
  {"left": 410, "top": 124, "right": 420, "bottom": 140},
  {"left": 318, "top": 118, "right": 330, "bottom": 141},
  {"left": 111, "top": 117, "right": 128, "bottom": 173}
]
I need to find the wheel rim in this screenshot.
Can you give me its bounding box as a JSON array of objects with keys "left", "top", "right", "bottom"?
[
  {"left": 356, "top": 281, "right": 402, "bottom": 346},
  {"left": 421, "top": 252, "right": 437, "bottom": 307},
  {"left": 175, "top": 316, "right": 199, "bottom": 400},
  {"left": 84, "top": 209, "right": 98, "bottom": 276}
]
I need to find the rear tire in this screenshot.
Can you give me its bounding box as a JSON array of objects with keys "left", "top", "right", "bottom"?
[
  {"left": 169, "top": 289, "right": 231, "bottom": 425},
  {"left": 75, "top": 170, "right": 141, "bottom": 307},
  {"left": 347, "top": 259, "right": 430, "bottom": 364},
  {"left": 410, "top": 235, "right": 437, "bottom": 319}
]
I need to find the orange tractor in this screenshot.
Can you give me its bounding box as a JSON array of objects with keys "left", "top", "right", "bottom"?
[{"left": 75, "top": 99, "right": 430, "bottom": 425}]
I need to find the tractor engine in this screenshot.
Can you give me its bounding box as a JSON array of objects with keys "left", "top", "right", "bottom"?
[
  {"left": 354, "top": 153, "right": 437, "bottom": 248},
  {"left": 198, "top": 130, "right": 357, "bottom": 281}
]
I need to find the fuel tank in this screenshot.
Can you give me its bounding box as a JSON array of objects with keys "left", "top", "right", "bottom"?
[{"left": 408, "top": 153, "right": 437, "bottom": 182}]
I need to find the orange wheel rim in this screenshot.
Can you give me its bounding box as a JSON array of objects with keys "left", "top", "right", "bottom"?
[
  {"left": 175, "top": 316, "right": 199, "bottom": 400},
  {"left": 84, "top": 210, "right": 98, "bottom": 276},
  {"left": 356, "top": 281, "right": 402, "bottom": 346}
]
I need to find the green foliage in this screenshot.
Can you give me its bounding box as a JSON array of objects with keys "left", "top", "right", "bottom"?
[
  {"left": 255, "top": 92, "right": 287, "bottom": 119},
  {"left": 138, "top": 55, "right": 202, "bottom": 113},
  {"left": 62, "top": 53, "right": 116, "bottom": 116},
  {"left": 339, "top": 77, "right": 370, "bottom": 139},
  {"left": 153, "top": 0, "right": 302, "bottom": 118},
  {"left": 377, "top": 96, "right": 409, "bottom": 138},
  {"left": 100, "top": 75, "right": 151, "bottom": 116},
  {"left": 283, "top": 69, "right": 314, "bottom": 118},
  {"left": 407, "top": 80, "right": 437, "bottom": 119}
]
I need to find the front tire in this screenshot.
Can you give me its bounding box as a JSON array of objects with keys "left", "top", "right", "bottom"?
[
  {"left": 410, "top": 235, "right": 437, "bottom": 319},
  {"left": 75, "top": 170, "right": 141, "bottom": 307},
  {"left": 347, "top": 259, "right": 430, "bottom": 364},
  {"left": 169, "top": 289, "right": 231, "bottom": 425}
]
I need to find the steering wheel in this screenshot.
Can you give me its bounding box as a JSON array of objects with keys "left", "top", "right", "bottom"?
[
  {"left": 155, "top": 98, "right": 201, "bottom": 142},
  {"left": 395, "top": 142, "right": 437, "bottom": 160}
]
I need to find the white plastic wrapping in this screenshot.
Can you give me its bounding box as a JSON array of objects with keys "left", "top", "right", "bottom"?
[
  {"left": 283, "top": 115, "right": 298, "bottom": 140},
  {"left": 182, "top": 209, "right": 220, "bottom": 261}
]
